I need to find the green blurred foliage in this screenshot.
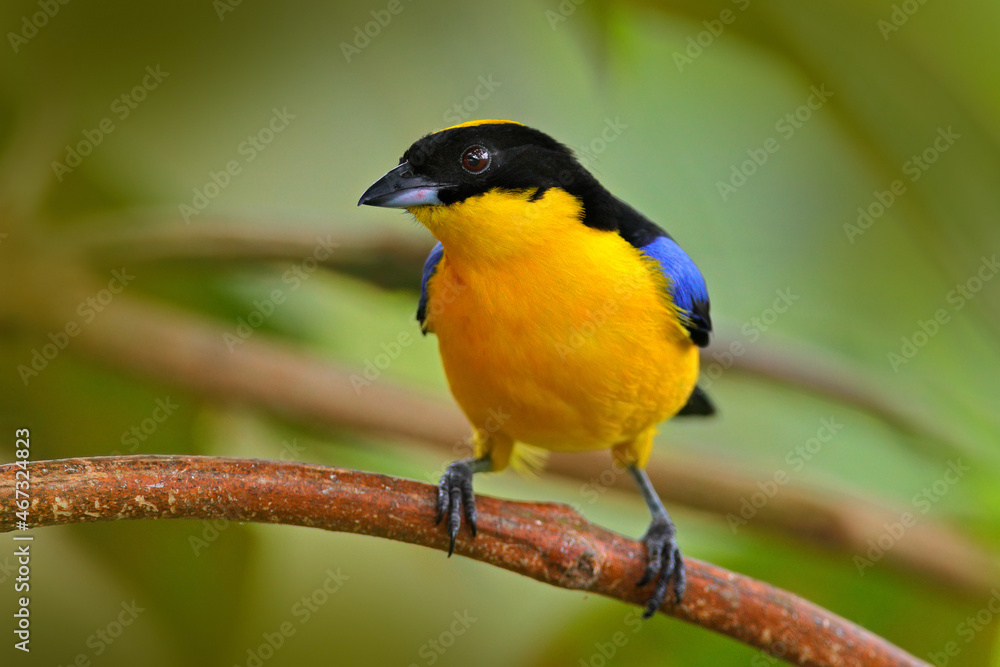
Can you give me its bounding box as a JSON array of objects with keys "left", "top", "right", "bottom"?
[{"left": 1, "top": 0, "right": 999, "bottom": 665}]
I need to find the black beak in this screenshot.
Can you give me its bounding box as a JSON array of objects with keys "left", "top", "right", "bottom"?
[{"left": 358, "top": 162, "right": 444, "bottom": 208}]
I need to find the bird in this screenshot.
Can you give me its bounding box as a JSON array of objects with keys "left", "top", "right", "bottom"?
[{"left": 358, "top": 119, "right": 713, "bottom": 618}]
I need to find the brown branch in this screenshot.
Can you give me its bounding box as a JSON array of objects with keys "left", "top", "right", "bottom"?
[
  {"left": 711, "top": 330, "right": 967, "bottom": 459},
  {"left": 63, "top": 214, "right": 433, "bottom": 290},
  {"left": 0, "top": 456, "right": 929, "bottom": 667},
  {"left": 5, "top": 266, "right": 990, "bottom": 599},
  {"left": 548, "top": 449, "right": 996, "bottom": 597},
  {"left": 45, "top": 289, "right": 991, "bottom": 597}
]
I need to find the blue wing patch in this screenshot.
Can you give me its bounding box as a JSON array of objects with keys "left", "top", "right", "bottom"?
[
  {"left": 636, "top": 235, "right": 712, "bottom": 347},
  {"left": 416, "top": 241, "right": 445, "bottom": 334},
  {"left": 635, "top": 232, "right": 716, "bottom": 415}
]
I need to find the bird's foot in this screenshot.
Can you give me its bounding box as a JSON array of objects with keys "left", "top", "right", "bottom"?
[
  {"left": 637, "top": 516, "right": 686, "bottom": 618},
  {"left": 435, "top": 460, "right": 479, "bottom": 556}
]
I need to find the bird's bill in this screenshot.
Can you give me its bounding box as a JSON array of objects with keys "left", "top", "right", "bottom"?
[{"left": 357, "top": 162, "right": 444, "bottom": 208}]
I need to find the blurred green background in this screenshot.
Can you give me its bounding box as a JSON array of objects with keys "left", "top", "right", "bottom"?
[{"left": 2, "top": 0, "right": 999, "bottom": 665}]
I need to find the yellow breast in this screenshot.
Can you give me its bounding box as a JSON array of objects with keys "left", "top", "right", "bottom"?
[{"left": 415, "top": 189, "right": 699, "bottom": 453}]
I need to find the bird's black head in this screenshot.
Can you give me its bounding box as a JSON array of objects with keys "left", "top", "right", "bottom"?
[
  {"left": 358, "top": 120, "right": 709, "bottom": 343},
  {"left": 358, "top": 120, "right": 603, "bottom": 209}
]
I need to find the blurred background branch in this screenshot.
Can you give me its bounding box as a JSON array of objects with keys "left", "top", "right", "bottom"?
[{"left": 6, "top": 274, "right": 991, "bottom": 596}]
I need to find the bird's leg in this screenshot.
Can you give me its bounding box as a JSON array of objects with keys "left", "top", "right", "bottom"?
[
  {"left": 435, "top": 455, "right": 492, "bottom": 556},
  {"left": 629, "top": 465, "right": 686, "bottom": 618}
]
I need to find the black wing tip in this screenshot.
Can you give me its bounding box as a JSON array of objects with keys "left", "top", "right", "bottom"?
[
  {"left": 415, "top": 308, "right": 430, "bottom": 335},
  {"left": 676, "top": 386, "right": 716, "bottom": 417},
  {"left": 688, "top": 303, "right": 712, "bottom": 348}
]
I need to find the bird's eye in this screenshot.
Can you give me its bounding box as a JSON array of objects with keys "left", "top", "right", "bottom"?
[{"left": 461, "top": 145, "right": 490, "bottom": 173}]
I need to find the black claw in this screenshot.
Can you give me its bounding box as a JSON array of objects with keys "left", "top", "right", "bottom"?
[
  {"left": 463, "top": 478, "right": 478, "bottom": 536},
  {"left": 447, "top": 487, "right": 461, "bottom": 555},
  {"left": 435, "top": 482, "right": 449, "bottom": 525},
  {"left": 637, "top": 517, "right": 685, "bottom": 619},
  {"left": 435, "top": 460, "right": 479, "bottom": 556}
]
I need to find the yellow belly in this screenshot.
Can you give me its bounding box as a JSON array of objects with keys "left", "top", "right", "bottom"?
[{"left": 426, "top": 230, "right": 699, "bottom": 454}]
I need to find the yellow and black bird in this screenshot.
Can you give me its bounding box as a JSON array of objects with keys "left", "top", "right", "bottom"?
[{"left": 359, "top": 119, "right": 713, "bottom": 617}]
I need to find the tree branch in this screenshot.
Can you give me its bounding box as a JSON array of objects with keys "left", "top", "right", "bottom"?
[
  {"left": 0, "top": 456, "right": 928, "bottom": 667},
  {"left": 63, "top": 213, "right": 433, "bottom": 290},
  {"left": 47, "top": 289, "right": 992, "bottom": 597},
  {"left": 711, "top": 330, "right": 967, "bottom": 460}
]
